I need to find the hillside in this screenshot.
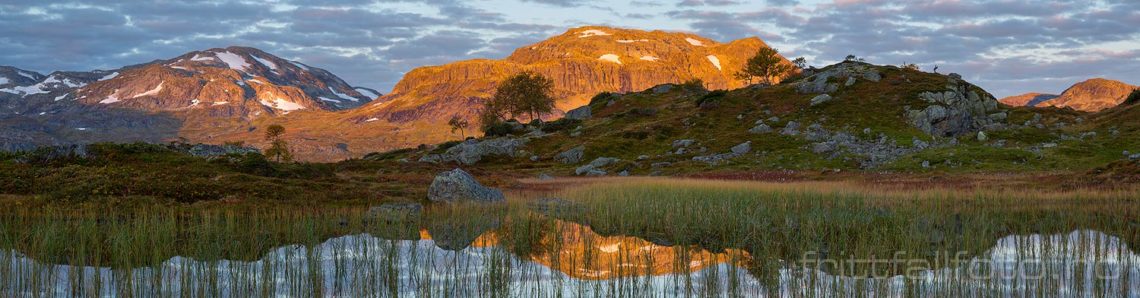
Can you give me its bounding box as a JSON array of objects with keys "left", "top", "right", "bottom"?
[
  {"left": 340, "top": 26, "right": 791, "bottom": 147},
  {"left": 999, "top": 78, "right": 1136, "bottom": 112},
  {"left": 372, "top": 61, "right": 1140, "bottom": 178}
]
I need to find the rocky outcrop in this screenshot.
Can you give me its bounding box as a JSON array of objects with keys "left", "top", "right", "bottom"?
[
  {"left": 693, "top": 141, "right": 751, "bottom": 165},
  {"left": 575, "top": 157, "right": 619, "bottom": 176},
  {"left": 906, "top": 77, "right": 1003, "bottom": 137},
  {"left": 427, "top": 168, "right": 505, "bottom": 203},
  {"left": 796, "top": 62, "right": 880, "bottom": 94},
  {"left": 564, "top": 105, "right": 591, "bottom": 120},
  {"left": 419, "top": 137, "right": 527, "bottom": 165}
]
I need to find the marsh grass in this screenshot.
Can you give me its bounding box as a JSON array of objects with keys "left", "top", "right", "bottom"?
[{"left": 1, "top": 179, "right": 1137, "bottom": 296}]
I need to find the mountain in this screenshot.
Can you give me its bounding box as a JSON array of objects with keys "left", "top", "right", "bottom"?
[
  {"left": 1, "top": 27, "right": 790, "bottom": 161},
  {"left": 345, "top": 26, "right": 789, "bottom": 135},
  {"left": 0, "top": 47, "right": 375, "bottom": 152},
  {"left": 999, "top": 78, "right": 1136, "bottom": 112}
]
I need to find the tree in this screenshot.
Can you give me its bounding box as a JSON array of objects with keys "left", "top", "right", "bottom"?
[
  {"left": 735, "top": 47, "right": 794, "bottom": 85},
  {"left": 485, "top": 71, "right": 556, "bottom": 125},
  {"left": 791, "top": 57, "right": 808, "bottom": 70},
  {"left": 448, "top": 114, "right": 470, "bottom": 139},
  {"left": 263, "top": 124, "right": 292, "bottom": 162}
]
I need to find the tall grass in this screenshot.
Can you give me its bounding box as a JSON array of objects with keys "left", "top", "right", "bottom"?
[{"left": 0, "top": 179, "right": 1137, "bottom": 296}]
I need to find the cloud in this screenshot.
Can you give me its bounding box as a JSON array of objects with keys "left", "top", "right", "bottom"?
[{"left": 0, "top": 0, "right": 1135, "bottom": 97}]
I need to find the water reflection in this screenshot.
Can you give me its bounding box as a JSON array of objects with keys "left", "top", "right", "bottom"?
[{"left": 2, "top": 221, "right": 1137, "bottom": 297}]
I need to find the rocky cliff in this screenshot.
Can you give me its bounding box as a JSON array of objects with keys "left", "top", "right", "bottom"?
[
  {"left": 999, "top": 78, "right": 1135, "bottom": 112},
  {"left": 351, "top": 26, "right": 790, "bottom": 127}
]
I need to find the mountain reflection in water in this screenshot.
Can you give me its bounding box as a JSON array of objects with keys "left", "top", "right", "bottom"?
[{"left": 2, "top": 219, "right": 1137, "bottom": 297}]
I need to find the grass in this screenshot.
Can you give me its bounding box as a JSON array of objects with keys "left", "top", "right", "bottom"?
[{"left": 1, "top": 178, "right": 1137, "bottom": 296}]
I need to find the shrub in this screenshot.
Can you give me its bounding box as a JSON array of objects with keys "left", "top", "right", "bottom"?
[
  {"left": 362, "top": 148, "right": 416, "bottom": 161},
  {"left": 541, "top": 118, "right": 581, "bottom": 133},
  {"left": 482, "top": 121, "right": 518, "bottom": 137},
  {"left": 589, "top": 92, "right": 618, "bottom": 106},
  {"left": 681, "top": 79, "right": 706, "bottom": 92},
  {"left": 696, "top": 89, "right": 728, "bottom": 107}
]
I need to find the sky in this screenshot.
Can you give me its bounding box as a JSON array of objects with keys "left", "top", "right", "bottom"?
[{"left": 0, "top": 0, "right": 1137, "bottom": 98}]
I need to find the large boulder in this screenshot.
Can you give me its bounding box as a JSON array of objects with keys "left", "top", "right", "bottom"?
[
  {"left": 796, "top": 61, "right": 880, "bottom": 94},
  {"left": 575, "top": 157, "right": 619, "bottom": 176},
  {"left": 427, "top": 168, "right": 505, "bottom": 203}
]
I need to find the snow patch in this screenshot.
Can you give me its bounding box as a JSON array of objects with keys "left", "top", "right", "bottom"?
[
  {"left": 290, "top": 61, "right": 310, "bottom": 70},
  {"left": 318, "top": 97, "right": 342, "bottom": 103},
  {"left": 706, "top": 55, "right": 722, "bottom": 70},
  {"left": 686, "top": 38, "right": 705, "bottom": 46},
  {"left": 99, "top": 72, "right": 119, "bottom": 81},
  {"left": 17, "top": 71, "right": 37, "bottom": 80},
  {"left": 212, "top": 101, "right": 228, "bottom": 106},
  {"left": 251, "top": 55, "right": 278, "bottom": 71},
  {"left": 331, "top": 88, "right": 359, "bottom": 102},
  {"left": 214, "top": 51, "right": 250, "bottom": 71},
  {"left": 54, "top": 94, "right": 68, "bottom": 101},
  {"left": 260, "top": 97, "right": 306, "bottom": 113},
  {"left": 598, "top": 243, "right": 620, "bottom": 253},
  {"left": 364, "top": 118, "right": 379, "bottom": 122},
  {"left": 131, "top": 82, "right": 163, "bottom": 98},
  {"left": 598, "top": 54, "right": 622, "bottom": 65},
  {"left": 0, "top": 77, "right": 8, "bottom": 85},
  {"left": 190, "top": 99, "right": 200, "bottom": 107},
  {"left": 190, "top": 54, "right": 215, "bottom": 62},
  {"left": 617, "top": 39, "right": 649, "bottom": 43},
  {"left": 170, "top": 66, "right": 190, "bottom": 71},
  {"left": 246, "top": 79, "right": 265, "bottom": 85},
  {"left": 354, "top": 88, "right": 381, "bottom": 99},
  {"left": 578, "top": 29, "right": 611, "bottom": 38},
  {"left": 99, "top": 91, "right": 121, "bottom": 104},
  {"left": 75, "top": 127, "right": 89, "bottom": 131},
  {"left": 640, "top": 56, "right": 659, "bottom": 61}
]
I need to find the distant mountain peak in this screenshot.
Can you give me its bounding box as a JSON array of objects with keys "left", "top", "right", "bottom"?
[{"left": 999, "top": 78, "right": 1136, "bottom": 112}]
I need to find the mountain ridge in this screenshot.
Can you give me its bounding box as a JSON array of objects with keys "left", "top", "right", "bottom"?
[{"left": 999, "top": 78, "right": 1136, "bottom": 112}]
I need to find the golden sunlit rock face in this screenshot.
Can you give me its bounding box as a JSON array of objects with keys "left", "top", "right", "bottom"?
[
  {"left": 1000, "top": 78, "right": 1136, "bottom": 112},
  {"left": 335, "top": 26, "right": 791, "bottom": 156}
]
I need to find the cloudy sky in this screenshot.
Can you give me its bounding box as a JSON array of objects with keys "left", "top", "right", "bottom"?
[{"left": 1, "top": 0, "right": 1137, "bottom": 98}]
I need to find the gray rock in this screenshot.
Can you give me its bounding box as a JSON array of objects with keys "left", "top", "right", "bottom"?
[
  {"left": 812, "top": 142, "right": 837, "bottom": 154},
  {"left": 427, "top": 168, "right": 505, "bottom": 203},
  {"left": 652, "top": 84, "right": 673, "bottom": 94},
  {"left": 921, "top": 160, "right": 931, "bottom": 168},
  {"left": 555, "top": 145, "right": 585, "bottom": 164},
  {"left": 651, "top": 162, "right": 672, "bottom": 168},
  {"left": 637, "top": 155, "right": 650, "bottom": 160},
  {"left": 948, "top": 73, "right": 962, "bottom": 80},
  {"left": 810, "top": 94, "right": 833, "bottom": 106},
  {"left": 672, "top": 139, "right": 696, "bottom": 148},
  {"left": 564, "top": 105, "right": 591, "bottom": 120},
  {"left": 731, "top": 141, "right": 752, "bottom": 155},
  {"left": 1042, "top": 143, "right": 1058, "bottom": 148},
  {"left": 767, "top": 116, "right": 781, "bottom": 123},
  {"left": 537, "top": 173, "right": 554, "bottom": 180},
  {"left": 844, "top": 77, "right": 857, "bottom": 86},
  {"left": 906, "top": 81, "right": 1003, "bottom": 137},
  {"left": 912, "top": 137, "right": 930, "bottom": 150},
  {"left": 749, "top": 123, "right": 773, "bottom": 134},
  {"left": 781, "top": 121, "right": 801, "bottom": 136},
  {"left": 976, "top": 131, "right": 988, "bottom": 141},
  {"left": 618, "top": 170, "right": 630, "bottom": 176},
  {"left": 1130, "top": 154, "right": 1140, "bottom": 161}
]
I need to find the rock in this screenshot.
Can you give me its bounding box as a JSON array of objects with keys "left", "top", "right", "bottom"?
[
  {"left": 427, "top": 168, "right": 505, "bottom": 203},
  {"left": 921, "top": 160, "right": 931, "bottom": 168},
  {"left": 366, "top": 203, "right": 423, "bottom": 223},
  {"left": 988, "top": 112, "right": 1007, "bottom": 121},
  {"left": 949, "top": 73, "right": 962, "bottom": 80},
  {"left": 651, "top": 162, "right": 671, "bottom": 168},
  {"left": 767, "top": 116, "right": 780, "bottom": 123},
  {"left": 749, "top": 123, "right": 773, "bottom": 134},
  {"left": 575, "top": 157, "right": 619, "bottom": 175},
  {"left": 731, "top": 141, "right": 751, "bottom": 155},
  {"left": 1130, "top": 154, "right": 1140, "bottom": 161},
  {"left": 863, "top": 128, "right": 872, "bottom": 134},
  {"left": 844, "top": 77, "right": 857, "bottom": 86},
  {"left": 976, "top": 131, "right": 988, "bottom": 141},
  {"left": 652, "top": 84, "right": 674, "bottom": 94},
  {"left": 637, "top": 155, "right": 650, "bottom": 160},
  {"left": 537, "top": 173, "right": 554, "bottom": 180},
  {"left": 812, "top": 142, "right": 837, "bottom": 154},
  {"left": 672, "top": 139, "right": 696, "bottom": 148},
  {"left": 618, "top": 170, "right": 630, "bottom": 176},
  {"left": 912, "top": 137, "right": 930, "bottom": 150},
  {"left": 564, "top": 105, "right": 591, "bottom": 120},
  {"left": 907, "top": 81, "right": 1003, "bottom": 137},
  {"left": 809, "top": 94, "right": 833, "bottom": 106},
  {"left": 419, "top": 137, "right": 526, "bottom": 165},
  {"left": 781, "top": 121, "right": 801, "bottom": 136},
  {"left": 1042, "top": 143, "right": 1058, "bottom": 148},
  {"left": 555, "top": 145, "right": 585, "bottom": 164}
]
